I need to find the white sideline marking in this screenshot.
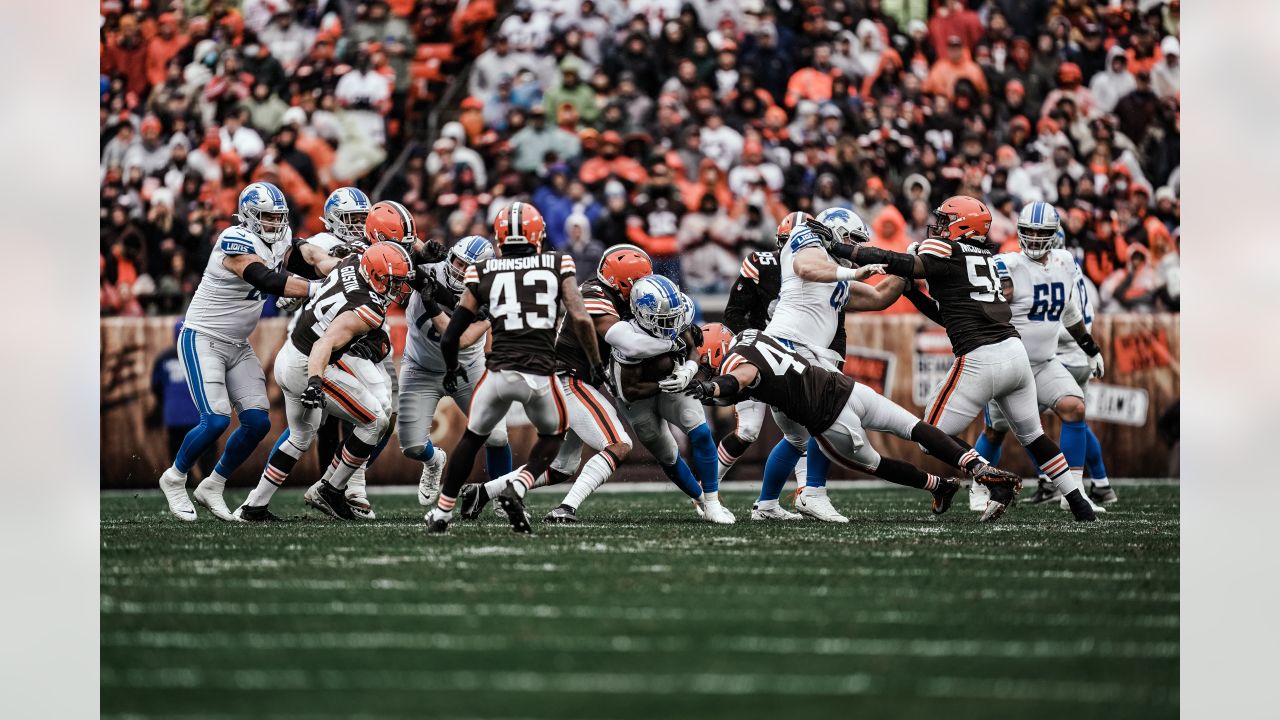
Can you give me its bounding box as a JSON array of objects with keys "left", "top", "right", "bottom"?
[{"left": 100, "top": 477, "right": 1178, "bottom": 498}]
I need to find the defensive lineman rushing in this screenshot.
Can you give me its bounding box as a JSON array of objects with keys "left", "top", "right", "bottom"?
[
  {"left": 426, "top": 202, "right": 605, "bottom": 534},
  {"left": 969, "top": 206, "right": 1112, "bottom": 511},
  {"left": 828, "top": 195, "right": 1104, "bottom": 521},
  {"left": 158, "top": 182, "right": 319, "bottom": 522}
]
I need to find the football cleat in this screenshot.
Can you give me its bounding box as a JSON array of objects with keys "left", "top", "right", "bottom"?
[
  {"left": 978, "top": 482, "right": 1017, "bottom": 523},
  {"left": 233, "top": 503, "right": 283, "bottom": 522},
  {"left": 543, "top": 504, "right": 579, "bottom": 523},
  {"left": 458, "top": 483, "right": 490, "bottom": 520},
  {"left": 304, "top": 480, "right": 356, "bottom": 520},
  {"left": 968, "top": 481, "right": 990, "bottom": 512},
  {"left": 159, "top": 468, "right": 197, "bottom": 522},
  {"left": 346, "top": 492, "right": 376, "bottom": 521},
  {"left": 1088, "top": 483, "right": 1118, "bottom": 505},
  {"left": 1024, "top": 477, "right": 1061, "bottom": 504},
  {"left": 750, "top": 503, "right": 803, "bottom": 521},
  {"left": 931, "top": 478, "right": 963, "bottom": 515},
  {"left": 193, "top": 478, "right": 239, "bottom": 522},
  {"left": 495, "top": 481, "right": 533, "bottom": 534},
  {"left": 970, "top": 463, "right": 1022, "bottom": 488},
  {"left": 424, "top": 508, "right": 451, "bottom": 535},
  {"left": 418, "top": 449, "right": 447, "bottom": 506},
  {"left": 796, "top": 487, "right": 849, "bottom": 523},
  {"left": 1064, "top": 489, "right": 1105, "bottom": 512},
  {"left": 700, "top": 498, "right": 736, "bottom": 524}
]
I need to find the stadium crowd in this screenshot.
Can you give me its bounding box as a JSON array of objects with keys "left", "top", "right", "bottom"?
[{"left": 100, "top": 0, "right": 1180, "bottom": 317}]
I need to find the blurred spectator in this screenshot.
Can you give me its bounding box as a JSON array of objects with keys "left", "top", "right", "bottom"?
[
  {"left": 150, "top": 321, "right": 218, "bottom": 478},
  {"left": 1152, "top": 36, "right": 1180, "bottom": 99}
]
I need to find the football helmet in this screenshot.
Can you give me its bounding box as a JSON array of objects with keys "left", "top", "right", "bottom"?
[
  {"left": 696, "top": 322, "right": 735, "bottom": 372},
  {"left": 365, "top": 200, "right": 417, "bottom": 248},
  {"left": 1050, "top": 227, "right": 1066, "bottom": 251},
  {"left": 813, "top": 207, "right": 871, "bottom": 246},
  {"left": 321, "top": 187, "right": 371, "bottom": 243},
  {"left": 1016, "top": 201, "right": 1061, "bottom": 259},
  {"left": 360, "top": 241, "right": 413, "bottom": 302},
  {"left": 236, "top": 182, "right": 290, "bottom": 244},
  {"left": 927, "top": 195, "right": 992, "bottom": 242},
  {"left": 597, "top": 244, "right": 653, "bottom": 300},
  {"left": 444, "top": 235, "right": 495, "bottom": 292},
  {"left": 775, "top": 210, "right": 813, "bottom": 249},
  {"left": 493, "top": 201, "right": 546, "bottom": 254},
  {"left": 630, "top": 275, "right": 694, "bottom": 339}
]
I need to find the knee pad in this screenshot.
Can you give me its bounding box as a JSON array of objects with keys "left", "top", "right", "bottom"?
[
  {"left": 237, "top": 408, "right": 271, "bottom": 441},
  {"left": 354, "top": 416, "right": 388, "bottom": 446},
  {"left": 628, "top": 414, "right": 663, "bottom": 445},
  {"left": 202, "top": 412, "right": 232, "bottom": 436},
  {"left": 647, "top": 430, "right": 678, "bottom": 466},
  {"left": 486, "top": 423, "right": 509, "bottom": 447},
  {"left": 1014, "top": 428, "right": 1044, "bottom": 447},
  {"left": 737, "top": 425, "right": 761, "bottom": 444}
]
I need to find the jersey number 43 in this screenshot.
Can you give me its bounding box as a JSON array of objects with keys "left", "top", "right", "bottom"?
[{"left": 490, "top": 270, "right": 558, "bottom": 331}]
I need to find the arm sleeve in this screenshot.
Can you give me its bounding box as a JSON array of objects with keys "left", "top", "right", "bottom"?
[
  {"left": 904, "top": 284, "right": 946, "bottom": 326},
  {"left": 723, "top": 276, "right": 759, "bottom": 334},
  {"left": 242, "top": 261, "right": 292, "bottom": 296},
  {"left": 605, "top": 322, "right": 676, "bottom": 361}
]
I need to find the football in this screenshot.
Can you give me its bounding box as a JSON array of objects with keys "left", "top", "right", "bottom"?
[{"left": 638, "top": 353, "right": 676, "bottom": 381}]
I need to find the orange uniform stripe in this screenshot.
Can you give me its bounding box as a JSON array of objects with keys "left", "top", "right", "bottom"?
[
  {"left": 569, "top": 378, "right": 621, "bottom": 445},
  {"left": 466, "top": 370, "right": 488, "bottom": 416},
  {"left": 550, "top": 376, "right": 569, "bottom": 434},
  {"left": 320, "top": 379, "right": 376, "bottom": 423},
  {"left": 926, "top": 356, "right": 966, "bottom": 426}
]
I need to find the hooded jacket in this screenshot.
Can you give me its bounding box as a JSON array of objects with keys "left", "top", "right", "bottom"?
[
  {"left": 865, "top": 205, "right": 919, "bottom": 314},
  {"left": 1090, "top": 45, "right": 1137, "bottom": 114}
]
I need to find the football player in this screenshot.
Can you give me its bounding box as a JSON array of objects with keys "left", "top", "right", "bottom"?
[
  {"left": 824, "top": 195, "right": 1104, "bottom": 521},
  {"left": 754, "top": 207, "right": 903, "bottom": 523},
  {"left": 238, "top": 242, "right": 412, "bottom": 521},
  {"left": 719, "top": 211, "right": 821, "bottom": 519},
  {"left": 426, "top": 202, "right": 605, "bottom": 534},
  {"left": 685, "top": 326, "right": 1020, "bottom": 513},
  {"left": 158, "top": 182, "right": 319, "bottom": 522},
  {"left": 399, "top": 235, "right": 513, "bottom": 508},
  {"left": 970, "top": 212, "right": 1114, "bottom": 509},
  {"left": 607, "top": 275, "right": 732, "bottom": 523}
]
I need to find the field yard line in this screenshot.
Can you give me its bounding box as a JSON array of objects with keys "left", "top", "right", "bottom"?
[
  {"left": 99, "top": 477, "right": 1178, "bottom": 498},
  {"left": 99, "top": 667, "right": 1174, "bottom": 705},
  {"left": 100, "top": 597, "right": 1179, "bottom": 628},
  {"left": 101, "top": 629, "right": 1178, "bottom": 659}
]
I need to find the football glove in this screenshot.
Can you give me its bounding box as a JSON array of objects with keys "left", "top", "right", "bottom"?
[
  {"left": 589, "top": 364, "right": 609, "bottom": 390},
  {"left": 659, "top": 359, "right": 699, "bottom": 393},
  {"left": 1089, "top": 353, "right": 1105, "bottom": 379},
  {"left": 442, "top": 366, "right": 468, "bottom": 395},
  {"left": 683, "top": 379, "right": 715, "bottom": 401},
  {"left": 803, "top": 218, "right": 837, "bottom": 251},
  {"left": 328, "top": 243, "right": 355, "bottom": 259},
  {"left": 275, "top": 294, "right": 306, "bottom": 312},
  {"left": 301, "top": 375, "right": 325, "bottom": 410},
  {"left": 347, "top": 328, "right": 392, "bottom": 362}
]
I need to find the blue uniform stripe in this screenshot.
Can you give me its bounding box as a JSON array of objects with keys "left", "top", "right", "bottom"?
[
  {"left": 467, "top": 236, "right": 484, "bottom": 259},
  {"left": 180, "top": 328, "right": 210, "bottom": 415}
]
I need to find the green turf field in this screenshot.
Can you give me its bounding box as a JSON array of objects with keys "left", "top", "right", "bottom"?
[{"left": 101, "top": 484, "right": 1178, "bottom": 719}]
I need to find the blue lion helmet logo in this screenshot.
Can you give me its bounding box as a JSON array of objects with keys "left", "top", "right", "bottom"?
[
  {"left": 324, "top": 194, "right": 340, "bottom": 212},
  {"left": 822, "top": 208, "right": 851, "bottom": 222},
  {"left": 634, "top": 292, "right": 660, "bottom": 311},
  {"left": 241, "top": 187, "right": 263, "bottom": 207}
]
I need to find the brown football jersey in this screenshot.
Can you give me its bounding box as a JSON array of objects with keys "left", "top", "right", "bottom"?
[
  {"left": 465, "top": 251, "right": 576, "bottom": 375},
  {"left": 554, "top": 277, "right": 627, "bottom": 382},
  {"left": 917, "top": 236, "right": 1019, "bottom": 356},
  {"left": 290, "top": 255, "right": 385, "bottom": 360},
  {"left": 722, "top": 329, "right": 854, "bottom": 434}
]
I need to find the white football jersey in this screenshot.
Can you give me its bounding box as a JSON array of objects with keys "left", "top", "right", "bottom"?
[
  {"left": 1056, "top": 267, "right": 1097, "bottom": 367},
  {"left": 184, "top": 225, "right": 291, "bottom": 344},
  {"left": 286, "top": 231, "right": 342, "bottom": 336},
  {"left": 994, "top": 248, "right": 1083, "bottom": 363},
  {"left": 764, "top": 224, "right": 849, "bottom": 351},
  {"left": 404, "top": 262, "right": 486, "bottom": 372}
]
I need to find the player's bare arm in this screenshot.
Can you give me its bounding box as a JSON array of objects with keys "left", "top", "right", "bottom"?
[
  {"left": 844, "top": 270, "right": 908, "bottom": 312},
  {"left": 297, "top": 242, "right": 340, "bottom": 277},
  {"left": 224, "top": 252, "right": 314, "bottom": 298},
  {"left": 791, "top": 246, "right": 889, "bottom": 283},
  {"left": 561, "top": 277, "right": 604, "bottom": 371},
  {"left": 306, "top": 310, "right": 372, "bottom": 378},
  {"left": 684, "top": 360, "right": 760, "bottom": 405}
]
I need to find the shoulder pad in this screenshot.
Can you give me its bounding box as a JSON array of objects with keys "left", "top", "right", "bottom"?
[
  {"left": 218, "top": 229, "right": 257, "bottom": 257},
  {"left": 788, "top": 227, "right": 823, "bottom": 253},
  {"left": 918, "top": 238, "right": 953, "bottom": 258}
]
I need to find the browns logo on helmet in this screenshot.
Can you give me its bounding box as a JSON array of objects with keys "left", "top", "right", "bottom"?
[
  {"left": 364, "top": 200, "right": 417, "bottom": 248},
  {"left": 927, "top": 195, "right": 993, "bottom": 242},
  {"left": 493, "top": 201, "right": 546, "bottom": 254},
  {"left": 597, "top": 244, "right": 653, "bottom": 300},
  {"left": 775, "top": 210, "right": 813, "bottom": 248}
]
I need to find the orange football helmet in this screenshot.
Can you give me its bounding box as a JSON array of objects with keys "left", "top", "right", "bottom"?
[
  {"left": 597, "top": 244, "right": 653, "bottom": 300},
  {"left": 696, "top": 322, "right": 735, "bottom": 372},
  {"left": 928, "top": 195, "right": 993, "bottom": 242},
  {"left": 359, "top": 241, "right": 413, "bottom": 301},
  {"left": 364, "top": 200, "right": 417, "bottom": 248},
  {"left": 775, "top": 210, "right": 813, "bottom": 248},
  {"left": 493, "top": 201, "right": 546, "bottom": 254}
]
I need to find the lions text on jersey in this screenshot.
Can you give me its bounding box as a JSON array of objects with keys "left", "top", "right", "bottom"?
[
  {"left": 993, "top": 249, "right": 1083, "bottom": 363},
  {"left": 765, "top": 217, "right": 849, "bottom": 351},
  {"left": 184, "top": 226, "right": 292, "bottom": 344}
]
